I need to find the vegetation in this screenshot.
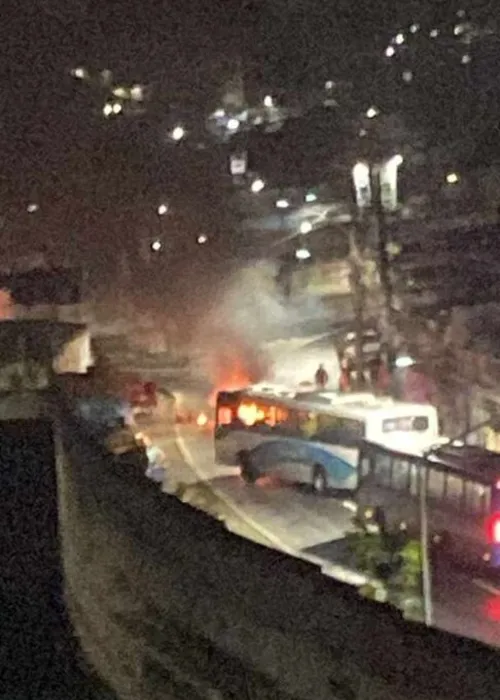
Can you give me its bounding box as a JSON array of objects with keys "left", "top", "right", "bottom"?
[{"left": 346, "top": 514, "right": 424, "bottom": 621}]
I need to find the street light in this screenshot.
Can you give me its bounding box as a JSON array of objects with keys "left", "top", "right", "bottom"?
[
  {"left": 385, "top": 46, "right": 395, "bottom": 58},
  {"left": 366, "top": 106, "right": 379, "bottom": 119},
  {"left": 26, "top": 203, "right": 38, "bottom": 213},
  {"left": 157, "top": 204, "right": 168, "bottom": 216},
  {"left": 446, "top": 172, "right": 459, "bottom": 184},
  {"left": 276, "top": 199, "right": 289, "bottom": 209},
  {"left": 102, "top": 103, "right": 113, "bottom": 117},
  {"left": 171, "top": 125, "right": 185, "bottom": 141},
  {"left": 71, "top": 67, "right": 87, "bottom": 79},
  {"left": 250, "top": 178, "right": 265, "bottom": 194},
  {"left": 299, "top": 221, "right": 312, "bottom": 234},
  {"left": 263, "top": 95, "right": 273, "bottom": 108},
  {"left": 227, "top": 118, "right": 240, "bottom": 132},
  {"left": 305, "top": 192, "right": 317, "bottom": 203},
  {"left": 295, "top": 248, "right": 311, "bottom": 261},
  {"left": 112, "top": 102, "right": 122, "bottom": 115},
  {"left": 151, "top": 240, "right": 162, "bottom": 252},
  {"left": 197, "top": 234, "right": 208, "bottom": 244},
  {"left": 352, "top": 162, "right": 371, "bottom": 209}
]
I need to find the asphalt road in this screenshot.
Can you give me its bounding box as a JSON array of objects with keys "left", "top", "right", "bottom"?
[
  {"left": 136, "top": 378, "right": 500, "bottom": 652},
  {"left": 122, "top": 335, "right": 500, "bottom": 651}
]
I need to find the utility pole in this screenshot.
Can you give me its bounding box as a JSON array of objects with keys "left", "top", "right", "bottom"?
[
  {"left": 348, "top": 227, "right": 367, "bottom": 389},
  {"left": 371, "top": 166, "right": 393, "bottom": 328},
  {"left": 419, "top": 467, "right": 433, "bottom": 627}
]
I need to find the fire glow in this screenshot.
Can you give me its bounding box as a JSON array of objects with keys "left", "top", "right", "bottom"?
[{"left": 237, "top": 402, "right": 265, "bottom": 426}]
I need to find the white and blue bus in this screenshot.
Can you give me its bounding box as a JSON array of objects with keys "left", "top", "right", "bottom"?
[
  {"left": 214, "top": 385, "right": 500, "bottom": 566},
  {"left": 214, "top": 385, "right": 440, "bottom": 491}
]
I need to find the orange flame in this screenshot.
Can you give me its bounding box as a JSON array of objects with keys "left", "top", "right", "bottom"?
[
  {"left": 196, "top": 412, "right": 209, "bottom": 427},
  {"left": 237, "top": 402, "right": 265, "bottom": 426}
]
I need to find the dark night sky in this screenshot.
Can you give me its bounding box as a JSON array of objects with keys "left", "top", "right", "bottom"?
[
  {"left": 1, "top": 1, "right": 475, "bottom": 154},
  {"left": 1, "top": 0, "right": 499, "bottom": 262}
]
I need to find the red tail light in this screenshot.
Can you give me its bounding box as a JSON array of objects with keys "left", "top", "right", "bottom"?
[{"left": 486, "top": 513, "right": 500, "bottom": 544}]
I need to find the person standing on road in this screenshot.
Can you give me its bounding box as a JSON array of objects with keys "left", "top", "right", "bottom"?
[
  {"left": 339, "top": 356, "right": 352, "bottom": 393},
  {"left": 314, "top": 364, "right": 329, "bottom": 390}
]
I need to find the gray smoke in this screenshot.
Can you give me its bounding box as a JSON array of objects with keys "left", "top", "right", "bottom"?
[{"left": 192, "top": 259, "right": 328, "bottom": 389}]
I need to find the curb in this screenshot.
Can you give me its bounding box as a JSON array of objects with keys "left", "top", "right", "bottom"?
[{"left": 175, "top": 429, "right": 292, "bottom": 554}]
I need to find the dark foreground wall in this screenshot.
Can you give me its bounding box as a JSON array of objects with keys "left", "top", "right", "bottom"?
[{"left": 56, "top": 417, "right": 500, "bottom": 700}]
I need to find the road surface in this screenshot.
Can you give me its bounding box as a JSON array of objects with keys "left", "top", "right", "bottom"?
[
  {"left": 136, "top": 383, "right": 500, "bottom": 651},
  {"left": 172, "top": 425, "right": 500, "bottom": 648}
]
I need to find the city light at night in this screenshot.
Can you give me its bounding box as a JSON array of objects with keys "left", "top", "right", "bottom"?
[
  {"left": 250, "top": 178, "right": 265, "bottom": 194},
  {"left": 276, "top": 199, "right": 289, "bottom": 209},
  {"left": 171, "top": 125, "right": 186, "bottom": 141}
]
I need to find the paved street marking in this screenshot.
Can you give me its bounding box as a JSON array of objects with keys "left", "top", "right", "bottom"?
[
  {"left": 174, "top": 428, "right": 368, "bottom": 587},
  {"left": 472, "top": 578, "right": 500, "bottom": 596}
]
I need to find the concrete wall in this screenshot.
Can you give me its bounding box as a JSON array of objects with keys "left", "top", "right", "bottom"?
[{"left": 56, "top": 410, "right": 500, "bottom": 700}]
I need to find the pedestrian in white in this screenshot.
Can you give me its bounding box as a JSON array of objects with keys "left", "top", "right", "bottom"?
[{"left": 145, "top": 442, "right": 168, "bottom": 485}]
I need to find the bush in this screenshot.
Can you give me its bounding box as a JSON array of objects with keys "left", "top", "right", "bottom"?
[{"left": 346, "top": 516, "right": 423, "bottom": 618}]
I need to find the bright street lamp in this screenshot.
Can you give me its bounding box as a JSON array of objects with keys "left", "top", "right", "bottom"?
[
  {"left": 305, "top": 192, "right": 317, "bottom": 203},
  {"left": 227, "top": 118, "right": 240, "bottom": 132},
  {"left": 26, "top": 203, "right": 39, "bottom": 213},
  {"left": 71, "top": 67, "right": 87, "bottom": 79},
  {"left": 151, "top": 240, "right": 162, "bottom": 252},
  {"left": 263, "top": 95, "right": 273, "bottom": 108},
  {"left": 157, "top": 204, "right": 168, "bottom": 216},
  {"left": 295, "top": 248, "right": 311, "bottom": 261},
  {"left": 276, "top": 199, "right": 289, "bottom": 209},
  {"left": 171, "top": 125, "right": 185, "bottom": 141},
  {"left": 366, "top": 106, "right": 379, "bottom": 119},
  {"left": 389, "top": 154, "right": 403, "bottom": 167},
  {"left": 197, "top": 234, "right": 208, "bottom": 244},
  {"left": 299, "top": 221, "right": 312, "bottom": 234},
  {"left": 250, "top": 178, "right": 265, "bottom": 194},
  {"left": 446, "top": 172, "right": 459, "bottom": 185}
]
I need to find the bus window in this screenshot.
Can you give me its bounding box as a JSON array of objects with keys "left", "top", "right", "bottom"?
[
  {"left": 360, "top": 455, "right": 372, "bottom": 478},
  {"left": 290, "top": 411, "right": 316, "bottom": 438},
  {"left": 372, "top": 453, "right": 392, "bottom": 487},
  {"left": 444, "top": 474, "right": 465, "bottom": 510},
  {"left": 464, "top": 481, "right": 490, "bottom": 517},
  {"left": 217, "top": 406, "right": 233, "bottom": 426},
  {"left": 391, "top": 457, "right": 411, "bottom": 491},
  {"left": 342, "top": 418, "right": 365, "bottom": 439},
  {"left": 382, "top": 416, "right": 429, "bottom": 433},
  {"left": 427, "top": 468, "right": 446, "bottom": 501},
  {"left": 409, "top": 463, "right": 420, "bottom": 496},
  {"left": 317, "top": 413, "right": 341, "bottom": 431},
  {"left": 274, "top": 408, "right": 301, "bottom": 437},
  {"left": 236, "top": 400, "right": 277, "bottom": 428}
]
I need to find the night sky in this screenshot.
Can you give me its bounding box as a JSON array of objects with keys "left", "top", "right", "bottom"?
[{"left": 1, "top": 1, "right": 499, "bottom": 263}]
